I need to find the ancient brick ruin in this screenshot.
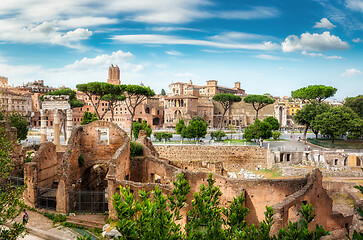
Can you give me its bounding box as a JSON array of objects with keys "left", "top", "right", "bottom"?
[{"left": 22, "top": 120, "right": 360, "bottom": 238}]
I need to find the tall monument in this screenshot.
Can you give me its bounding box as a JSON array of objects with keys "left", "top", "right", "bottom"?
[{"left": 107, "top": 65, "right": 120, "bottom": 85}]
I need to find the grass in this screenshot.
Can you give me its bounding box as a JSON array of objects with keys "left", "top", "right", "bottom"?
[
  {"left": 329, "top": 192, "right": 355, "bottom": 208},
  {"left": 308, "top": 138, "right": 363, "bottom": 149},
  {"left": 253, "top": 169, "right": 282, "bottom": 179}
]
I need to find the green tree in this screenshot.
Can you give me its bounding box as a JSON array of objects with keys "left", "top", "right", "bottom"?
[
  {"left": 101, "top": 87, "right": 126, "bottom": 121},
  {"left": 243, "top": 95, "right": 275, "bottom": 120},
  {"left": 124, "top": 85, "right": 155, "bottom": 138},
  {"left": 312, "top": 106, "right": 358, "bottom": 142},
  {"left": 213, "top": 93, "right": 241, "bottom": 129},
  {"left": 243, "top": 119, "right": 272, "bottom": 141},
  {"left": 154, "top": 132, "right": 172, "bottom": 142},
  {"left": 347, "top": 118, "right": 363, "bottom": 140},
  {"left": 0, "top": 111, "right": 4, "bottom": 121},
  {"left": 161, "top": 89, "right": 167, "bottom": 96},
  {"left": 186, "top": 116, "right": 208, "bottom": 141},
  {"left": 8, "top": 112, "right": 28, "bottom": 141},
  {"left": 175, "top": 118, "right": 186, "bottom": 135},
  {"left": 294, "top": 103, "right": 330, "bottom": 140},
  {"left": 213, "top": 130, "right": 226, "bottom": 141},
  {"left": 181, "top": 126, "right": 196, "bottom": 140},
  {"left": 291, "top": 85, "right": 337, "bottom": 103},
  {"left": 272, "top": 131, "right": 281, "bottom": 140},
  {"left": 132, "top": 120, "right": 152, "bottom": 139},
  {"left": 344, "top": 95, "right": 363, "bottom": 118},
  {"left": 76, "top": 82, "right": 115, "bottom": 120},
  {"left": 80, "top": 111, "right": 98, "bottom": 125},
  {"left": 263, "top": 116, "right": 280, "bottom": 131},
  {"left": 0, "top": 127, "right": 26, "bottom": 239}
]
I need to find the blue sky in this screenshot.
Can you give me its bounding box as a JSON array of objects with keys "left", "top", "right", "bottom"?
[{"left": 0, "top": 0, "right": 362, "bottom": 100}]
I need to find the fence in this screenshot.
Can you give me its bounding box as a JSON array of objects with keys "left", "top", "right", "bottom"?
[
  {"left": 0, "top": 176, "right": 25, "bottom": 188},
  {"left": 69, "top": 190, "right": 108, "bottom": 213},
  {"left": 36, "top": 187, "right": 57, "bottom": 210}
]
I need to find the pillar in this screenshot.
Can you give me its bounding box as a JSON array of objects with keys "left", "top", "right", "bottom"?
[
  {"left": 54, "top": 109, "right": 60, "bottom": 146},
  {"left": 66, "top": 109, "right": 73, "bottom": 143},
  {"left": 40, "top": 109, "right": 47, "bottom": 143}
]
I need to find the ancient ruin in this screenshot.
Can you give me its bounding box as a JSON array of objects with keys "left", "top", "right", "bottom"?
[{"left": 21, "top": 120, "right": 362, "bottom": 238}]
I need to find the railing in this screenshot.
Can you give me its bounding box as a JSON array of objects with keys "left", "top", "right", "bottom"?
[
  {"left": 36, "top": 187, "right": 57, "bottom": 210},
  {"left": 69, "top": 190, "right": 108, "bottom": 213}
]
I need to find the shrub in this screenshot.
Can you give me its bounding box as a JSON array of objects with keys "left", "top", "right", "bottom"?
[
  {"left": 130, "top": 142, "right": 143, "bottom": 158},
  {"left": 272, "top": 131, "right": 281, "bottom": 140},
  {"left": 214, "top": 130, "right": 226, "bottom": 140}
]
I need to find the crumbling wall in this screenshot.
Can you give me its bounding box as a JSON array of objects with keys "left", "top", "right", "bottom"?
[{"left": 155, "top": 145, "right": 268, "bottom": 171}]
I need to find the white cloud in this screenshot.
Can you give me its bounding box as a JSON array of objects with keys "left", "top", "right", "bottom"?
[
  {"left": 353, "top": 38, "right": 362, "bottom": 43},
  {"left": 209, "top": 32, "right": 274, "bottom": 42},
  {"left": 112, "top": 34, "right": 279, "bottom": 50},
  {"left": 255, "top": 54, "right": 281, "bottom": 60},
  {"left": 150, "top": 27, "right": 201, "bottom": 32},
  {"left": 217, "top": 6, "right": 279, "bottom": 20},
  {"left": 165, "top": 50, "right": 183, "bottom": 56},
  {"left": 341, "top": 68, "right": 361, "bottom": 77},
  {"left": 346, "top": 0, "right": 363, "bottom": 12},
  {"left": 282, "top": 31, "right": 349, "bottom": 52},
  {"left": 302, "top": 50, "right": 342, "bottom": 59},
  {"left": 313, "top": 18, "right": 336, "bottom": 29}
]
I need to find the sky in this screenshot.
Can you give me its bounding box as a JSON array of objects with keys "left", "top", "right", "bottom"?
[{"left": 0, "top": 0, "right": 362, "bottom": 100}]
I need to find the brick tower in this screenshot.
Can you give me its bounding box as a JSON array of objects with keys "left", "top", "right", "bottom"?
[{"left": 107, "top": 65, "right": 120, "bottom": 85}]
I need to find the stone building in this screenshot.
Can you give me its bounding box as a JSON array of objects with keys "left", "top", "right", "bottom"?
[{"left": 0, "top": 87, "right": 32, "bottom": 122}]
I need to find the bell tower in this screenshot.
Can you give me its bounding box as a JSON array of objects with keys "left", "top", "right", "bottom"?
[{"left": 107, "top": 65, "right": 120, "bottom": 85}]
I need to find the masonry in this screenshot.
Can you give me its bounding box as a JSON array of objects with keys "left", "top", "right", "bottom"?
[{"left": 155, "top": 145, "right": 274, "bottom": 171}]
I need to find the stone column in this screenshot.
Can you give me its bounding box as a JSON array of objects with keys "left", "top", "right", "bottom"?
[
  {"left": 66, "top": 109, "right": 73, "bottom": 143},
  {"left": 53, "top": 109, "right": 60, "bottom": 146},
  {"left": 40, "top": 109, "right": 47, "bottom": 143}
]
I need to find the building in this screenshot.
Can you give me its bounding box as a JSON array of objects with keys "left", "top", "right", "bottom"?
[{"left": 0, "top": 87, "right": 32, "bottom": 122}]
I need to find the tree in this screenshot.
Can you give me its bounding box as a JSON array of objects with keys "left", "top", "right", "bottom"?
[
  {"left": 0, "top": 127, "right": 26, "bottom": 239},
  {"left": 272, "top": 131, "right": 281, "bottom": 140},
  {"left": 161, "top": 89, "right": 166, "bottom": 96},
  {"left": 80, "top": 111, "right": 98, "bottom": 125},
  {"left": 291, "top": 85, "right": 337, "bottom": 140},
  {"left": 344, "top": 95, "right": 363, "bottom": 118},
  {"left": 291, "top": 85, "right": 337, "bottom": 103},
  {"left": 154, "top": 132, "right": 173, "bottom": 142},
  {"left": 8, "top": 112, "right": 28, "bottom": 141},
  {"left": 243, "top": 95, "right": 275, "bottom": 120},
  {"left": 124, "top": 85, "right": 155, "bottom": 138},
  {"left": 186, "top": 116, "right": 207, "bottom": 141},
  {"left": 312, "top": 106, "right": 358, "bottom": 142},
  {"left": 347, "top": 118, "right": 363, "bottom": 140},
  {"left": 132, "top": 120, "right": 152, "bottom": 139},
  {"left": 101, "top": 85, "right": 126, "bottom": 121},
  {"left": 0, "top": 111, "right": 4, "bottom": 121},
  {"left": 243, "top": 119, "right": 272, "bottom": 141},
  {"left": 175, "top": 118, "right": 186, "bottom": 135},
  {"left": 76, "top": 82, "right": 115, "bottom": 120},
  {"left": 213, "top": 93, "right": 241, "bottom": 129},
  {"left": 213, "top": 130, "right": 226, "bottom": 141},
  {"left": 263, "top": 116, "right": 280, "bottom": 131},
  {"left": 294, "top": 103, "right": 330, "bottom": 140}
]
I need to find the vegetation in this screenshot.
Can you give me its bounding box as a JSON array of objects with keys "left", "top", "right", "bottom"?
[
  {"left": 76, "top": 82, "right": 117, "bottom": 119},
  {"left": 263, "top": 116, "right": 280, "bottom": 131},
  {"left": 272, "top": 131, "right": 281, "bottom": 140},
  {"left": 344, "top": 95, "right": 363, "bottom": 118},
  {"left": 243, "top": 119, "right": 272, "bottom": 141},
  {"left": 132, "top": 120, "right": 152, "bottom": 139},
  {"left": 39, "top": 88, "right": 84, "bottom": 108},
  {"left": 175, "top": 118, "right": 186, "bottom": 134},
  {"left": 292, "top": 85, "right": 337, "bottom": 140},
  {"left": 8, "top": 112, "right": 28, "bottom": 140},
  {"left": 348, "top": 169, "right": 363, "bottom": 240},
  {"left": 0, "top": 111, "right": 3, "bottom": 121},
  {"left": 123, "top": 85, "right": 155, "bottom": 138},
  {"left": 212, "top": 93, "right": 241, "bottom": 129},
  {"left": 243, "top": 95, "right": 275, "bottom": 119},
  {"left": 291, "top": 85, "right": 337, "bottom": 103},
  {"left": 80, "top": 111, "right": 98, "bottom": 125},
  {"left": 181, "top": 116, "right": 207, "bottom": 141},
  {"left": 312, "top": 106, "right": 362, "bottom": 142},
  {"left": 130, "top": 142, "right": 143, "bottom": 158},
  {"left": 154, "top": 132, "right": 173, "bottom": 141},
  {"left": 101, "top": 87, "right": 126, "bottom": 121},
  {"left": 113, "top": 173, "right": 329, "bottom": 240},
  {"left": 0, "top": 127, "right": 26, "bottom": 239},
  {"left": 213, "top": 130, "right": 227, "bottom": 140}
]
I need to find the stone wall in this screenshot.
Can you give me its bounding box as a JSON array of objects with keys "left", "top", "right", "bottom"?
[{"left": 155, "top": 145, "right": 268, "bottom": 171}]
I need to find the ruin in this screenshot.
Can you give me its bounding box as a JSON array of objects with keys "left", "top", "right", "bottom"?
[{"left": 22, "top": 120, "right": 361, "bottom": 238}]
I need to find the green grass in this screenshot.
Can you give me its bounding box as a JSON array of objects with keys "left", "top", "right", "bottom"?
[
  {"left": 308, "top": 138, "right": 363, "bottom": 149},
  {"left": 253, "top": 169, "right": 282, "bottom": 179}
]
